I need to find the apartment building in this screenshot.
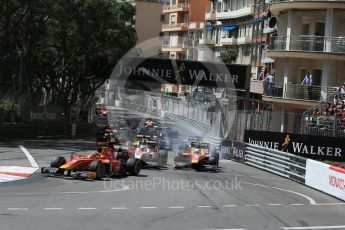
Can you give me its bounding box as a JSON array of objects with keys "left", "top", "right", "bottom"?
[
  {"left": 161, "top": 0, "right": 210, "bottom": 60},
  {"left": 202, "top": 0, "right": 254, "bottom": 64},
  {"left": 262, "top": 0, "right": 345, "bottom": 132},
  {"left": 250, "top": 0, "right": 276, "bottom": 95}
]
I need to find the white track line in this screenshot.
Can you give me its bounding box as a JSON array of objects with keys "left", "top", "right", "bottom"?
[
  {"left": 169, "top": 206, "right": 185, "bottom": 209},
  {"left": 196, "top": 206, "right": 214, "bottom": 208},
  {"left": 111, "top": 207, "right": 128, "bottom": 210},
  {"left": 18, "top": 145, "right": 39, "bottom": 168},
  {"left": 78, "top": 208, "right": 97, "bottom": 210},
  {"left": 44, "top": 208, "right": 63, "bottom": 210},
  {"left": 281, "top": 226, "right": 345, "bottom": 229},
  {"left": 269, "top": 204, "right": 283, "bottom": 206},
  {"left": 140, "top": 207, "right": 157, "bottom": 209},
  {"left": 313, "top": 203, "right": 345, "bottom": 206},
  {"left": 222, "top": 205, "right": 237, "bottom": 208},
  {"left": 245, "top": 204, "right": 260, "bottom": 207},
  {"left": 242, "top": 182, "right": 316, "bottom": 205},
  {"left": 8, "top": 208, "right": 28, "bottom": 211}
]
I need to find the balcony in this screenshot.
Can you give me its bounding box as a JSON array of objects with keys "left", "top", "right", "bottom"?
[
  {"left": 237, "top": 36, "right": 252, "bottom": 45},
  {"left": 263, "top": 82, "right": 338, "bottom": 105},
  {"left": 268, "top": 36, "right": 345, "bottom": 60},
  {"left": 205, "top": 10, "right": 216, "bottom": 21},
  {"left": 161, "top": 44, "right": 187, "bottom": 52},
  {"left": 189, "top": 22, "right": 201, "bottom": 30},
  {"left": 161, "top": 23, "right": 189, "bottom": 32},
  {"left": 221, "top": 37, "right": 237, "bottom": 46},
  {"left": 162, "top": 3, "right": 190, "bottom": 13},
  {"left": 250, "top": 80, "right": 264, "bottom": 95},
  {"left": 199, "top": 38, "right": 215, "bottom": 45},
  {"left": 270, "top": 0, "right": 345, "bottom": 14},
  {"left": 205, "top": 6, "right": 254, "bottom": 21}
]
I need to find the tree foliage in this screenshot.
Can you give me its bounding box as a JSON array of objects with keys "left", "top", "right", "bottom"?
[
  {"left": 0, "top": 0, "right": 137, "bottom": 123},
  {"left": 218, "top": 47, "right": 238, "bottom": 64}
]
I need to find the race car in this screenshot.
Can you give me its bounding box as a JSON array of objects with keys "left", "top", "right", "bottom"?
[
  {"left": 41, "top": 146, "right": 141, "bottom": 179},
  {"left": 173, "top": 142, "right": 219, "bottom": 170},
  {"left": 134, "top": 139, "right": 168, "bottom": 168}
]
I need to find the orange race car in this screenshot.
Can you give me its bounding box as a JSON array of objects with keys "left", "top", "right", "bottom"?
[
  {"left": 41, "top": 146, "right": 141, "bottom": 179},
  {"left": 173, "top": 142, "right": 219, "bottom": 171}
]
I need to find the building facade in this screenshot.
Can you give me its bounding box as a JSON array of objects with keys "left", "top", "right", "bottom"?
[
  {"left": 266, "top": 1, "right": 345, "bottom": 107},
  {"left": 258, "top": 0, "right": 345, "bottom": 133},
  {"left": 161, "top": 0, "right": 210, "bottom": 60},
  {"left": 201, "top": 0, "right": 254, "bottom": 64}
]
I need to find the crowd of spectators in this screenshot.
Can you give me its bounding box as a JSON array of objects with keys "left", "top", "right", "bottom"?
[{"left": 307, "top": 83, "right": 345, "bottom": 135}]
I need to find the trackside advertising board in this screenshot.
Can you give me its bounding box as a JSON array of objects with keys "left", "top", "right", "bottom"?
[
  {"left": 244, "top": 130, "right": 345, "bottom": 162},
  {"left": 305, "top": 159, "right": 345, "bottom": 201},
  {"left": 220, "top": 139, "right": 246, "bottom": 163}
]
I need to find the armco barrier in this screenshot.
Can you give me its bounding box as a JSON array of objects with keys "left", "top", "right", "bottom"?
[
  {"left": 245, "top": 144, "right": 307, "bottom": 183},
  {"left": 305, "top": 159, "right": 345, "bottom": 201}
]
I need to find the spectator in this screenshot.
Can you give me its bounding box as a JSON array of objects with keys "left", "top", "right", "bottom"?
[
  {"left": 264, "top": 73, "right": 274, "bottom": 96},
  {"left": 301, "top": 72, "right": 313, "bottom": 100},
  {"left": 339, "top": 82, "right": 345, "bottom": 97}
]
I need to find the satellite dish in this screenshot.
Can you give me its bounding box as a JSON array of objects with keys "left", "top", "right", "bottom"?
[{"left": 269, "top": 17, "right": 277, "bottom": 28}]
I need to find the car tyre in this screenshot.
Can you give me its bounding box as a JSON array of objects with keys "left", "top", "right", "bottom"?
[
  {"left": 126, "top": 158, "right": 141, "bottom": 176},
  {"left": 158, "top": 150, "right": 168, "bottom": 166},
  {"left": 50, "top": 156, "right": 66, "bottom": 175},
  {"left": 90, "top": 160, "right": 106, "bottom": 179}
]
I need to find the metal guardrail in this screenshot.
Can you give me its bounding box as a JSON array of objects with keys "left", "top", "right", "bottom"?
[{"left": 245, "top": 143, "right": 307, "bottom": 183}]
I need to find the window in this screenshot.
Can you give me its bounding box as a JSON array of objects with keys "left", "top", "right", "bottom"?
[
  {"left": 160, "top": 14, "right": 165, "bottom": 23},
  {"left": 170, "top": 15, "right": 176, "bottom": 25}
]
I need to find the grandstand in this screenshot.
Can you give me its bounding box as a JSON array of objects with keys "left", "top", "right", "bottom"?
[{"left": 303, "top": 84, "right": 345, "bottom": 138}]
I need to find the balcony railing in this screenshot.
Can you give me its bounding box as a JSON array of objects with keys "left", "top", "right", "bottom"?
[
  {"left": 263, "top": 82, "right": 338, "bottom": 101},
  {"left": 268, "top": 36, "right": 345, "bottom": 53},
  {"left": 163, "top": 3, "right": 190, "bottom": 11},
  {"left": 199, "top": 38, "right": 214, "bottom": 45},
  {"left": 205, "top": 6, "right": 254, "bottom": 20},
  {"left": 221, "top": 37, "right": 237, "bottom": 45},
  {"left": 162, "top": 23, "right": 188, "bottom": 30}
]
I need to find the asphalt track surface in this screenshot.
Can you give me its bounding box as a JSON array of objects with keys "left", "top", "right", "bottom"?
[{"left": 0, "top": 109, "right": 344, "bottom": 230}]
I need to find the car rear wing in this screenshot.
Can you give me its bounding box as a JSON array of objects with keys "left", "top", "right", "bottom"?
[{"left": 190, "top": 142, "right": 210, "bottom": 149}]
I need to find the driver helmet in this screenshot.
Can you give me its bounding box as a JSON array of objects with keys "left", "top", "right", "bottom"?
[{"left": 139, "top": 145, "right": 145, "bottom": 151}]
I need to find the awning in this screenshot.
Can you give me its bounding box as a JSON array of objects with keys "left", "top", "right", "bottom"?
[
  {"left": 223, "top": 26, "right": 236, "bottom": 31},
  {"left": 254, "top": 17, "right": 265, "bottom": 22}
]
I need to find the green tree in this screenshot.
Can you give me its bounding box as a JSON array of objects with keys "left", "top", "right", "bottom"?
[
  {"left": 218, "top": 47, "right": 238, "bottom": 64},
  {"left": 0, "top": 0, "right": 137, "bottom": 123}
]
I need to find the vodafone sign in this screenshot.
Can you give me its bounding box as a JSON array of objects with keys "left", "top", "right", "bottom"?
[{"left": 305, "top": 159, "right": 345, "bottom": 201}]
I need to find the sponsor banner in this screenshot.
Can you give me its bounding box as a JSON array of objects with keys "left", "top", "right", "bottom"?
[
  {"left": 244, "top": 130, "right": 345, "bottom": 162},
  {"left": 114, "top": 57, "right": 249, "bottom": 89},
  {"left": 220, "top": 139, "right": 246, "bottom": 163},
  {"left": 305, "top": 159, "right": 345, "bottom": 201}
]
